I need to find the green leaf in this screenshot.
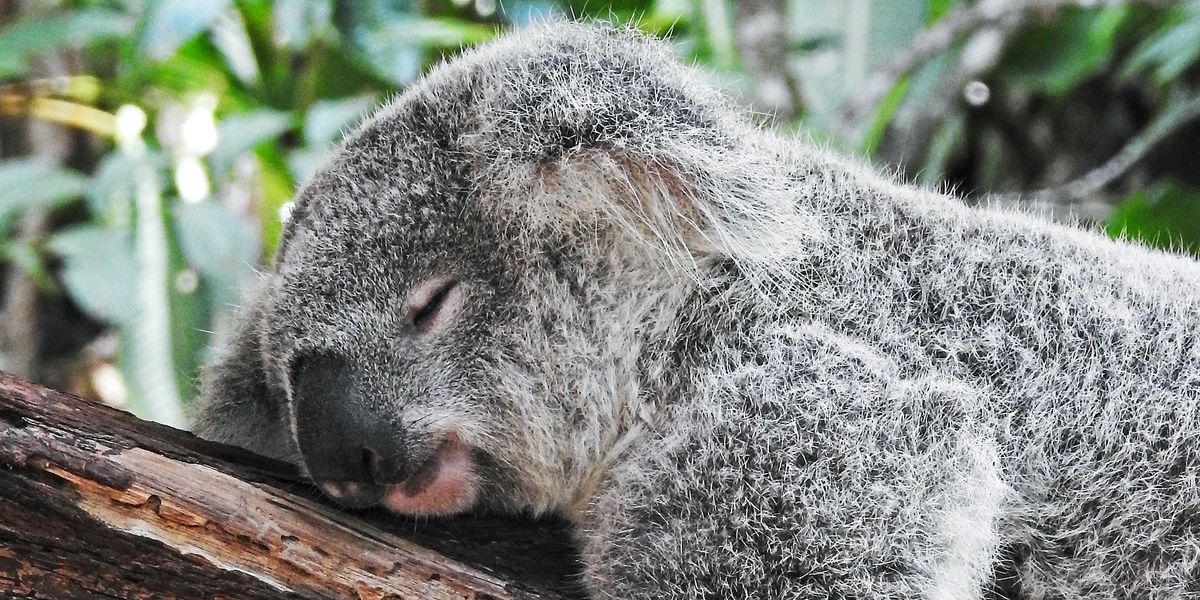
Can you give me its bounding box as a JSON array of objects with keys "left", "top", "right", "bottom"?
[
  {"left": 287, "top": 146, "right": 331, "bottom": 186},
  {"left": 46, "top": 225, "right": 140, "bottom": 325},
  {"left": 254, "top": 146, "right": 296, "bottom": 254},
  {"left": 861, "top": 76, "right": 911, "bottom": 155},
  {"left": 0, "top": 9, "right": 134, "bottom": 78},
  {"left": 0, "top": 160, "right": 88, "bottom": 221},
  {"left": 0, "top": 241, "right": 54, "bottom": 292},
  {"left": 274, "top": 0, "right": 335, "bottom": 49},
  {"left": 789, "top": 0, "right": 928, "bottom": 129},
  {"left": 1124, "top": 7, "right": 1200, "bottom": 85},
  {"left": 382, "top": 17, "right": 497, "bottom": 47},
  {"left": 88, "top": 153, "right": 142, "bottom": 222},
  {"left": 141, "top": 0, "right": 234, "bottom": 61},
  {"left": 209, "top": 110, "right": 293, "bottom": 175},
  {"left": 917, "top": 114, "right": 965, "bottom": 188},
  {"left": 304, "top": 95, "right": 377, "bottom": 146},
  {"left": 171, "top": 201, "right": 258, "bottom": 307},
  {"left": 1106, "top": 182, "right": 1200, "bottom": 256},
  {"left": 1000, "top": 6, "right": 1129, "bottom": 97}
]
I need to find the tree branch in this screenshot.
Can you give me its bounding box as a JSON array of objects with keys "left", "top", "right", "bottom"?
[
  {"left": 985, "top": 93, "right": 1200, "bottom": 219},
  {"left": 733, "top": 0, "right": 805, "bottom": 123},
  {"left": 0, "top": 373, "right": 584, "bottom": 599},
  {"left": 834, "top": 0, "right": 1170, "bottom": 139}
]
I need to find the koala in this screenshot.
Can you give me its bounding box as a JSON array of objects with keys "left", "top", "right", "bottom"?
[{"left": 193, "top": 22, "right": 1200, "bottom": 599}]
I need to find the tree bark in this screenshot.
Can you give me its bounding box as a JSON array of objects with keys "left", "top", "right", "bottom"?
[{"left": 0, "top": 372, "right": 585, "bottom": 599}]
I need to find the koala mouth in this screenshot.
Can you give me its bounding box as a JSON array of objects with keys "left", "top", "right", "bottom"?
[{"left": 317, "top": 435, "right": 478, "bottom": 516}]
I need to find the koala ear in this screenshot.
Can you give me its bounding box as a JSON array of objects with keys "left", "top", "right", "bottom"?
[
  {"left": 191, "top": 289, "right": 297, "bottom": 462},
  {"left": 464, "top": 26, "right": 825, "bottom": 270},
  {"left": 499, "top": 136, "right": 825, "bottom": 273}
]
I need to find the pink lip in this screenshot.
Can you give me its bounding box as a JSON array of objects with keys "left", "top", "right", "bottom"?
[
  {"left": 380, "top": 435, "right": 478, "bottom": 516},
  {"left": 315, "top": 436, "right": 479, "bottom": 515}
]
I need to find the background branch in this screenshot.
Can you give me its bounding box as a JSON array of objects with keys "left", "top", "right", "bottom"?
[
  {"left": 733, "top": 0, "right": 805, "bottom": 123},
  {"left": 834, "top": 0, "right": 1170, "bottom": 140},
  {"left": 985, "top": 93, "right": 1200, "bottom": 219},
  {"left": 0, "top": 372, "right": 584, "bottom": 599}
]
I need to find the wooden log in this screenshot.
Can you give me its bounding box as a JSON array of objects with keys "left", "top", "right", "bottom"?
[{"left": 0, "top": 372, "right": 585, "bottom": 599}]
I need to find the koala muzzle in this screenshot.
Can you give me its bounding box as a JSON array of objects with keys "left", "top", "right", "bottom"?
[{"left": 291, "top": 353, "right": 411, "bottom": 486}]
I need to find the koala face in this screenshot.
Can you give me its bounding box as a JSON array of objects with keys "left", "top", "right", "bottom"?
[
  {"left": 261, "top": 98, "right": 541, "bottom": 515},
  {"left": 235, "top": 25, "right": 780, "bottom": 518}
]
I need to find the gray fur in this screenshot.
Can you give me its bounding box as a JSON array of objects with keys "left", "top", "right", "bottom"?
[{"left": 193, "top": 22, "right": 1200, "bottom": 599}]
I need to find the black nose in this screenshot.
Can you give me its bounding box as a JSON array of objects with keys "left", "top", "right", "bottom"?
[{"left": 291, "top": 353, "right": 410, "bottom": 484}]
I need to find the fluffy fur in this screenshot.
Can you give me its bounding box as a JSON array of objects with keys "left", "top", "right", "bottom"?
[{"left": 193, "top": 22, "right": 1200, "bottom": 599}]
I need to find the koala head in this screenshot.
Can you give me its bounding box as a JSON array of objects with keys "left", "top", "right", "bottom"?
[{"left": 255, "top": 23, "right": 811, "bottom": 518}]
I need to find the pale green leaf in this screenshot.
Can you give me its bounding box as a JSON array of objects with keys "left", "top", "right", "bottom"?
[
  {"left": 0, "top": 160, "right": 88, "bottom": 221},
  {"left": 46, "top": 225, "right": 140, "bottom": 325},
  {"left": 0, "top": 9, "right": 133, "bottom": 77},
  {"left": 141, "top": 0, "right": 233, "bottom": 61},
  {"left": 209, "top": 110, "right": 293, "bottom": 175}
]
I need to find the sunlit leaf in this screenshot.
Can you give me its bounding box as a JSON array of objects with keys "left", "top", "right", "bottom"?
[
  {"left": 88, "top": 153, "right": 143, "bottom": 222},
  {"left": 141, "top": 0, "right": 234, "bottom": 61},
  {"left": 383, "top": 17, "right": 497, "bottom": 47},
  {"left": 0, "top": 9, "right": 133, "bottom": 77},
  {"left": 1, "top": 241, "right": 54, "bottom": 291},
  {"left": 274, "top": 0, "right": 335, "bottom": 48},
  {"left": 503, "top": 1, "right": 561, "bottom": 26},
  {"left": 255, "top": 146, "right": 296, "bottom": 254},
  {"left": 0, "top": 160, "right": 88, "bottom": 221},
  {"left": 917, "top": 114, "right": 965, "bottom": 188},
  {"left": 789, "top": 0, "right": 927, "bottom": 129},
  {"left": 211, "top": 8, "right": 261, "bottom": 84}
]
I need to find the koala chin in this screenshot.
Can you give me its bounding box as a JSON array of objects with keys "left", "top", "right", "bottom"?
[{"left": 193, "top": 21, "right": 1200, "bottom": 600}]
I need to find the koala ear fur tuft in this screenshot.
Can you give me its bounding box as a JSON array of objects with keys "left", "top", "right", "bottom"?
[{"left": 498, "top": 138, "right": 827, "bottom": 277}]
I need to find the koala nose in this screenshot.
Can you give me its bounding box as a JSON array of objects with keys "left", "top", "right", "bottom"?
[{"left": 291, "top": 353, "right": 410, "bottom": 484}]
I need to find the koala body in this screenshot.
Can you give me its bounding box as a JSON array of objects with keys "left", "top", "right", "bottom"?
[{"left": 194, "top": 23, "right": 1200, "bottom": 599}]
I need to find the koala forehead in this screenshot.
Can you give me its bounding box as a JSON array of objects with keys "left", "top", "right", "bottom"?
[{"left": 266, "top": 22, "right": 738, "bottom": 334}]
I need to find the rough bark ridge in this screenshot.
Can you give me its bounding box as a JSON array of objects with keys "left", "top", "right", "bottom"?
[{"left": 0, "top": 372, "right": 583, "bottom": 599}]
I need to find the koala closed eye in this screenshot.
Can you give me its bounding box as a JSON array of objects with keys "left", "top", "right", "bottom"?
[{"left": 406, "top": 278, "right": 461, "bottom": 334}]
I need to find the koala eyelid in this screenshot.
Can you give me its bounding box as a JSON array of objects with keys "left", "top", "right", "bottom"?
[{"left": 407, "top": 278, "right": 460, "bottom": 331}]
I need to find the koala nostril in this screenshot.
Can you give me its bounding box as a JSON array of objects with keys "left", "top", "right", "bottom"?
[{"left": 363, "top": 447, "right": 384, "bottom": 482}]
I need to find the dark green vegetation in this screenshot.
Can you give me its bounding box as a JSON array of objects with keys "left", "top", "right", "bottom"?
[{"left": 1, "top": 0, "right": 1198, "bottom": 423}]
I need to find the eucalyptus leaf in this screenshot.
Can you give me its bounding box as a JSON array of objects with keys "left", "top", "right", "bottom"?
[
  {"left": 171, "top": 201, "right": 258, "bottom": 308},
  {"left": 141, "top": 0, "right": 233, "bottom": 61},
  {"left": 788, "top": 0, "right": 927, "bottom": 128},
  {"left": 88, "top": 153, "right": 141, "bottom": 222},
  {"left": 46, "top": 225, "right": 140, "bottom": 325},
  {"left": 0, "top": 9, "right": 133, "bottom": 78},
  {"left": 209, "top": 110, "right": 293, "bottom": 175},
  {"left": 0, "top": 160, "right": 88, "bottom": 221},
  {"left": 1107, "top": 182, "right": 1200, "bottom": 256},
  {"left": 1124, "top": 11, "right": 1200, "bottom": 85},
  {"left": 274, "top": 0, "right": 334, "bottom": 48},
  {"left": 1000, "top": 6, "right": 1129, "bottom": 96},
  {"left": 287, "top": 147, "right": 332, "bottom": 186},
  {"left": 1, "top": 241, "right": 54, "bottom": 292},
  {"left": 304, "top": 95, "right": 377, "bottom": 146}
]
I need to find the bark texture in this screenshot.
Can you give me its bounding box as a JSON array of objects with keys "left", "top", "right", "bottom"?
[{"left": 0, "top": 372, "right": 584, "bottom": 599}]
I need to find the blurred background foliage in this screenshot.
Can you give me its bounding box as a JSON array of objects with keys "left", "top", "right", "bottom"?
[{"left": 0, "top": 0, "right": 1198, "bottom": 426}]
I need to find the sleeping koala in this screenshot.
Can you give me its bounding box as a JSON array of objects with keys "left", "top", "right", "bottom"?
[{"left": 193, "top": 22, "right": 1200, "bottom": 599}]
